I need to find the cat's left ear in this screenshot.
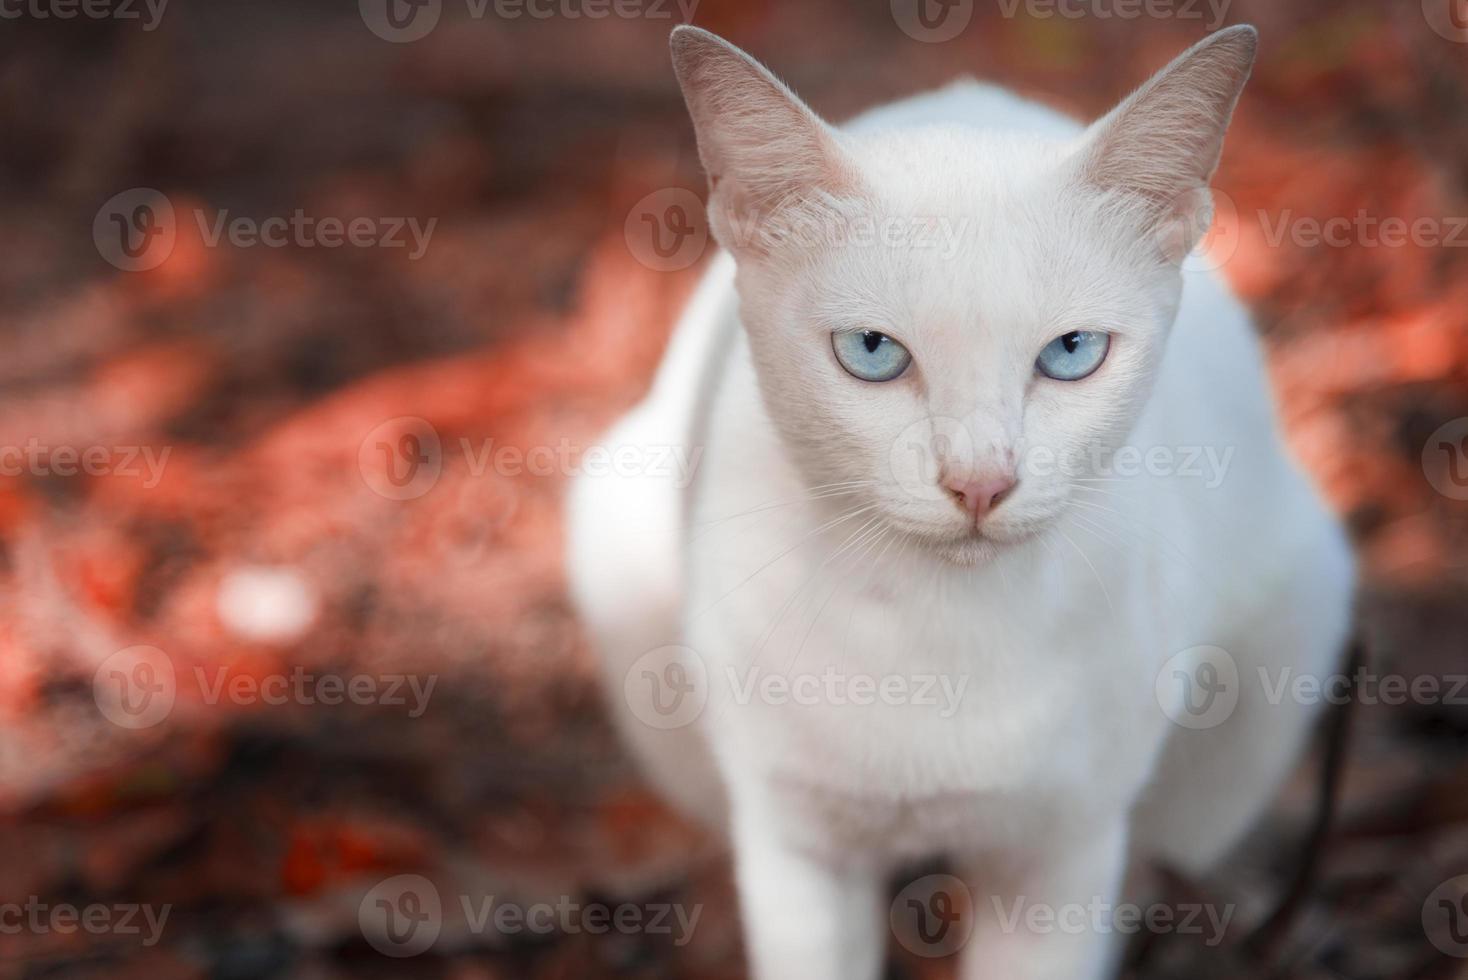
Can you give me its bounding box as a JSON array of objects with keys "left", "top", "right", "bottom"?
[{"left": 1072, "top": 25, "right": 1257, "bottom": 253}]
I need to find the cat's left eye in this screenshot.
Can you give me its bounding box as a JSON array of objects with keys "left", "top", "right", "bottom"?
[
  {"left": 832, "top": 330, "right": 913, "bottom": 383},
  {"left": 1036, "top": 330, "right": 1111, "bottom": 382}
]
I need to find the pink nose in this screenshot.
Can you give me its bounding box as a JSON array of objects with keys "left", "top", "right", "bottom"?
[{"left": 943, "top": 472, "right": 1017, "bottom": 521}]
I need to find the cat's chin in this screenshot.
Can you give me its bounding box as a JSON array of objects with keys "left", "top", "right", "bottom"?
[
  {"left": 881, "top": 501, "right": 1056, "bottom": 566},
  {"left": 913, "top": 525, "right": 1036, "bottom": 567},
  {"left": 934, "top": 535, "right": 1004, "bottom": 567}
]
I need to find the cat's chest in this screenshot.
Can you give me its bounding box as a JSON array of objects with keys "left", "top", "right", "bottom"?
[
  {"left": 687, "top": 456, "right": 1170, "bottom": 848},
  {"left": 697, "top": 547, "right": 1162, "bottom": 818},
  {"left": 767, "top": 777, "right": 1053, "bottom": 861}
]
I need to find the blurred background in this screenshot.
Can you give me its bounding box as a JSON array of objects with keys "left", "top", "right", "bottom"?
[{"left": 1, "top": 0, "right": 1467, "bottom": 977}]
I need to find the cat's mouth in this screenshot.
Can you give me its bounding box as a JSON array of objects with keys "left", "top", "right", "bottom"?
[
  {"left": 867, "top": 480, "right": 1066, "bottom": 565},
  {"left": 883, "top": 507, "right": 1051, "bottom": 566},
  {"left": 887, "top": 518, "right": 1015, "bottom": 566},
  {"left": 936, "top": 533, "right": 1004, "bottom": 566}
]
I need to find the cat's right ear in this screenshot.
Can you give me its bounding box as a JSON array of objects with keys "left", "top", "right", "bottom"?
[
  {"left": 670, "top": 27, "right": 856, "bottom": 256},
  {"left": 1071, "top": 25, "right": 1257, "bottom": 258}
]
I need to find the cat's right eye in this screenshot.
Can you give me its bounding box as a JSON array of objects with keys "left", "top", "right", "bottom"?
[{"left": 832, "top": 330, "right": 913, "bottom": 383}]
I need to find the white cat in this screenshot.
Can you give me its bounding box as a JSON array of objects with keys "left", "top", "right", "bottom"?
[{"left": 567, "top": 25, "right": 1354, "bottom": 980}]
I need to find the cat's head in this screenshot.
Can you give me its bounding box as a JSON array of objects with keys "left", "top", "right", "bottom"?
[{"left": 671, "top": 26, "right": 1256, "bottom": 564}]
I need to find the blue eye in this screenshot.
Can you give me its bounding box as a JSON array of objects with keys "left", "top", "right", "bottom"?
[
  {"left": 832, "top": 330, "right": 913, "bottom": 382},
  {"left": 1036, "top": 331, "right": 1110, "bottom": 381}
]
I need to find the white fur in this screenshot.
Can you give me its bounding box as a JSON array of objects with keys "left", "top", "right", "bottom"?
[{"left": 567, "top": 26, "right": 1353, "bottom": 980}]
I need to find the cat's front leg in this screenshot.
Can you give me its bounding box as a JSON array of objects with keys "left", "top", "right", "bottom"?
[
  {"left": 960, "top": 822, "right": 1130, "bottom": 980},
  {"left": 729, "top": 787, "right": 887, "bottom": 980}
]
